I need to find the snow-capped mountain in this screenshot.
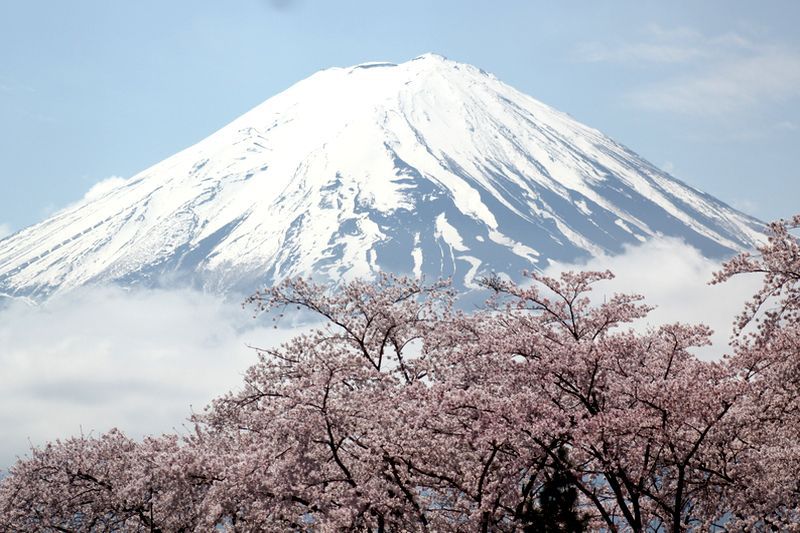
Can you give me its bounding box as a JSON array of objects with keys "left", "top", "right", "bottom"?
[{"left": 0, "top": 53, "right": 764, "bottom": 299}]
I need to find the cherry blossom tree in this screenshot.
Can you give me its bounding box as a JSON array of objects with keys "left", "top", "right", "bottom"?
[
  {"left": 0, "top": 430, "right": 211, "bottom": 532},
  {"left": 470, "top": 270, "right": 744, "bottom": 531},
  {"left": 1, "top": 216, "right": 799, "bottom": 532},
  {"left": 711, "top": 214, "right": 800, "bottom": 530}
]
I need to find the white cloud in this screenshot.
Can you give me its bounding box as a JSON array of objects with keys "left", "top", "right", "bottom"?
[
  {"left": 39, "top": 176, "right": 130, "bottom": 220},
  {"left": 776, "top": 120, "right": 799, "bottom": 131},
  {"left": 0, "top": 286, "right": 308, "bottom": 469},
  {"left": 544, "top": 238, "right": 761, "bottom": 359},
  {"left": 575, "top": 41, "right": 705, "bottom": 65},
  {"left": 731, "top": 198, "right": 760, "bottom": 216},
  {"left": 0, "top": 77, "right": 35, "bottom": 95},
  {"left": 574, "top": 25, "right": 752, "bottom": 65},
  {"left": 0, "top": 223, "right": 12, "bottom": 240},
  {"left": 576, "top": 26, "right": 800, "bottom": 116},
  {"left": 629, "top": 48, "right": 800, "bottom": 116},
  {"left": 83, "top": 176, "right": 128, "bottom": 202}
]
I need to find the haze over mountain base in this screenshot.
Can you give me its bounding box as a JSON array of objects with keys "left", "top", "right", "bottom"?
[{"left": 0, "top": 238, "right": 760, "bottom": 468}]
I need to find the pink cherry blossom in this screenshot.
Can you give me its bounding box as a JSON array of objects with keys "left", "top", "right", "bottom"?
[{"left": 2, "top": 217, "right": 799, "bottom": 532}]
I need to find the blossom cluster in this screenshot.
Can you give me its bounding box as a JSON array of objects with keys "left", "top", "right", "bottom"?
[{"left": 1, "top": 217, "right": 799, "bottom": 532}]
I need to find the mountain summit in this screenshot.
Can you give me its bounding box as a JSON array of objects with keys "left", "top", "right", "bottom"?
[{"left": 0, "top": 54, "right": 763, "bottom": 299}]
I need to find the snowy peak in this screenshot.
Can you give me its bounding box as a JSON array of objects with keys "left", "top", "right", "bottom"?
[{"left": 0, "top": 55, "right": 764, "bottom": 299}]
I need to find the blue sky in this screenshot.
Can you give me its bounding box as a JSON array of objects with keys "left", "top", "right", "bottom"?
[{"left": 1, "top": 0, "right": 798, "bottom": 237}]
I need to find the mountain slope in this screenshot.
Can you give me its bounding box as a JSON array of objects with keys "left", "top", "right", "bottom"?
[{"left": 0, "top": 54, "right": 764, "bottom": 299}]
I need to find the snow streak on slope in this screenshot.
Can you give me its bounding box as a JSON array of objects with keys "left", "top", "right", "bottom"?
[{"left": 0, "top": 54, "right": 764, "bottom": 299}]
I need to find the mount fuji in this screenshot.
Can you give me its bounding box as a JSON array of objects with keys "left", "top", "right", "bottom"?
[{"left": 0, "top": 54, "right": 764, "bottom": 300}]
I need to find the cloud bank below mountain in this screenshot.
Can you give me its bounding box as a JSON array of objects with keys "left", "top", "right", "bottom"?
[{"left": 0, "top": 238, "right": 761, "bottom": 468}]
